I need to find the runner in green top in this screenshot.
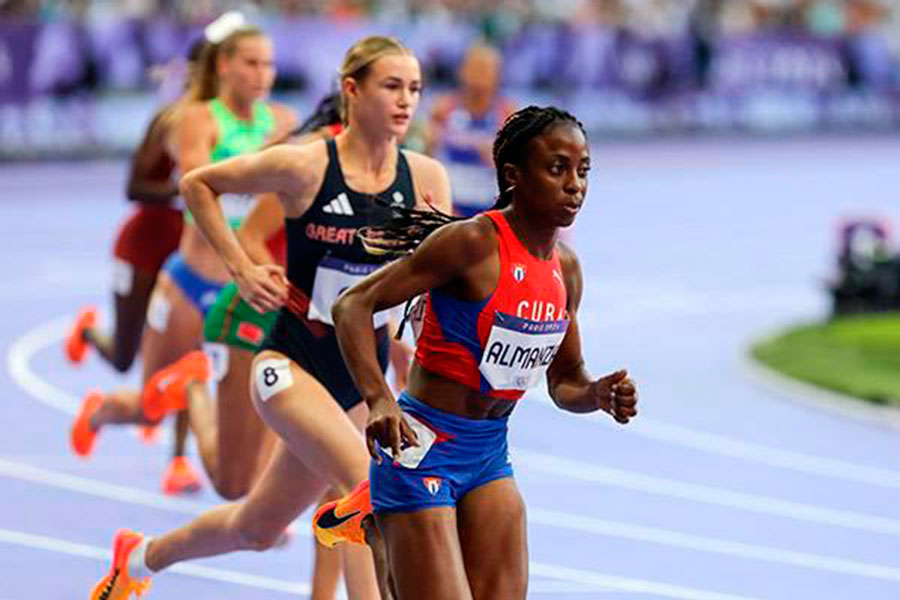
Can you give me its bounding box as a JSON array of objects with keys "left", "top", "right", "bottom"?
[
  {"left": 183, "top": 97, "right": 276, "bottom": 228},
  {"left": 71, "top": 21, "right": 296, "bottom": 498}
]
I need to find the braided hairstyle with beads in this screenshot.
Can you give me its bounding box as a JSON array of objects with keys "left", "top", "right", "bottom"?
[{"left": 358, "top": 105, "right": 586, "bottom": 257}]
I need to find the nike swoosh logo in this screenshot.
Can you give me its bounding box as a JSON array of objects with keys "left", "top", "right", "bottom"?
[{"left": 316, "top": 507, "right": 361, "bottom": 529}]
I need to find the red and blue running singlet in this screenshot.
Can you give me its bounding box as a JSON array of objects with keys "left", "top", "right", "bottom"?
[{"left": 415, "top": 210, "right": 569, "bottom": 400}]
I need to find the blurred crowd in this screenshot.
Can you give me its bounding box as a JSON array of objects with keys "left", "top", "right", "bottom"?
[
  {"left": 1, "top": 1, "right": 897, "bottom": 39},
  {"left": 2, "top": 0, "right": 899, "bottom": 156},
  {"left": 2, "top": 0, "right": 898, "bottom": 91}
]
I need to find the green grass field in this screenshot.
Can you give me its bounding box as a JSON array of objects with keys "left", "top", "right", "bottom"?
[{"left": 752, "top": 312, "right": 900, "bottom": 407}]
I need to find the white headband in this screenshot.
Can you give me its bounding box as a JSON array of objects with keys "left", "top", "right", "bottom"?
[{"left": 204, "top": 11, "right": 247, "bottom": 44}]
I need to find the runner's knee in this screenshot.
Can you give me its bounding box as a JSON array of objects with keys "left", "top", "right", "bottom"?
[
  {"left": 212, "top": 471, "right": 253, "bottom": 501},
  {"left": 233, "top": 514, "right": 283, "bottom": 551}
]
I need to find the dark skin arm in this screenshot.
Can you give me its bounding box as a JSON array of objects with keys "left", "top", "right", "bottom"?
[
  {"left": 332, "top": 218, "right": 497, "bottom": 460},
  {"left": 546, "top": 243, "right": 638, "bottom": 422},
  {"left": 125, "top": 108, "right": 179, "bottom": 204}
]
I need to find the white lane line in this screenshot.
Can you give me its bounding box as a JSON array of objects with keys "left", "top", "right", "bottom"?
[
  {"left": 0, "top": 527, "right": 311, "bottom": 595},
  {"left": 16, "top": 315, "right": 900, "bottom": 492},
  {"left": 533, "top": 395, "right": 900, "bottom": 490},
  {"left": 11, "top": 318, "right": 899, "bottom": 586},
  {"left": 529, "top": 507, "right": 900, "bottom": 583},
  {"left": 0, "top": 457, "right": 297, "bottom": 529},
  {"left": 515, "top": 448, "right": 900, "bottom": 536},
  {"left": 0, "top": 524, "right": 750, "bottom": 599},
  {"left": 4, "top": 456, "right": 900, "bottom": 584},
  {"left": 8, "top": 315, "right": 81, "bottom": 414},
  {"left": 7, "top": 315, "right": 162, "bottom": 442},
  {"left": 529, "top": 563, "right": 758, "bottom": 600},
  {"left": 13, "top": 316, "right": 900, "bottom": 536}
]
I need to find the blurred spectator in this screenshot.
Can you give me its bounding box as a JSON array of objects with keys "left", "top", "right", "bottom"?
[{"left": 2, "top": 0, "right": 899, "bottom": 158}]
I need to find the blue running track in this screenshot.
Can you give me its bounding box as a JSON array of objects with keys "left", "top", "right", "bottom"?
[{"left": 2, "top": 137, "right": 900, "bottom": 598}]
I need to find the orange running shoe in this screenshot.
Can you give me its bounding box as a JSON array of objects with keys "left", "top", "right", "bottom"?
[
  {"left": 71, "top": 390, "right": 103, "bottom": 458},
  {"left": 89, "top": 529, "right": 152, "bottom": 599},
  {"left": 161, "top": 456, "right": 202, "bottom": 495},
  {"left": 313, "top": 480, "right": 372, "bottom": 548},
  {"left": 65, "top": 306, "right": 97, "bottom": 365},
  {"left": 143, "top": 351, "right": 210, "bottom": 422}
]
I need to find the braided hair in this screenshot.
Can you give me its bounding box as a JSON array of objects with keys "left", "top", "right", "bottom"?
[
  {"left": 358, "top": 105, "right": 586, "bottom": 257},
  {"left": 293, "top": 92, "right": 342, "bottom": 137},
  {"left": 263, "top": 92, "right": 342, "bottom": 148}
]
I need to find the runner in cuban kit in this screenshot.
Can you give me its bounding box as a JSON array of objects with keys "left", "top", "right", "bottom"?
[{"left": 320, "top": 106, "right": 639, "bottom": 600}]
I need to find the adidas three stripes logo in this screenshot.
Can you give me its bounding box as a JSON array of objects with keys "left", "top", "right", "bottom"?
[{"left": 323, "top": 193, "right": 354, "bottom": 216}]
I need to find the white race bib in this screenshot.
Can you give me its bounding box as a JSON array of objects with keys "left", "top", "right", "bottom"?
[
  {"left": 407, "top": 294, "right": 427, "bottom": 343},
  {"left": 308, "top": 256, "right": 392, "bottom": 328},
  {"left": 379, "top": 412, "right": 437, "bottom": 469},
  {"left": 479, "top": 313, "right": 569, "bottom": 391}
]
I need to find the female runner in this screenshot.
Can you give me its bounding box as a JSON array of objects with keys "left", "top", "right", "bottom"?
[
  {"left": 88, "top": 36, "right": 450, "bottom": 600},
  {"left": 324, "top": 105, "right": 638, "bottom": 599},
  {"left": 69, "top": 22, "right": 296, "bottom": 496},
  {"left": 64, "top": 38, "right": 206, "bottom": 372}
]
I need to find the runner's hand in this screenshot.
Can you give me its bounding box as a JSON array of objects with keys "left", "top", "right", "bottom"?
[
  {"left": 592, "top": 369, "right": 637, "bottom": 424},
  {"left": 235, "top": 264, "right": 287, "bottom": 313},
  {"left": 366, "top": 397, "right": 419, "bottom": 464}
]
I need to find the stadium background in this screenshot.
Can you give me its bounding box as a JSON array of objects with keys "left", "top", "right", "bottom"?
[{"left": 2, "top": 1, "right": 900, "bottom": 599}]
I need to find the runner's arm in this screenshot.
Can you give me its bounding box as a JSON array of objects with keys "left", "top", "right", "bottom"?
[
  {"left": 180, "top": 144, "right": 314, "bottom": 311},
  {"left": 333, "top": 218, "right": 493, "bottom": 408},
  {"left": 126, "top": 110, "right": 179, "bottom": 204},
  {"left": 547, "top": 245, "right": 637, "bottom": 422},
  {"left": 333, "top": 217, "right": 495, "bottom": 457},
  {"left": 236, "top": 194, "right": 285, "bottom": 266}
]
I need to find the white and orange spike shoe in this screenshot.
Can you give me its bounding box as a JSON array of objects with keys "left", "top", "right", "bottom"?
[{"left": 89, "top": 529, "right": 152, "bottom": 599}]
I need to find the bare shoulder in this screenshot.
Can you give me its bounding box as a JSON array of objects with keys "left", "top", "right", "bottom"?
[
  {"left": 272, "top": 137, "right": 328, "bottom": 186},
  {"left": 402, "top": 149, "right": 452, "bottom": 210},
  {"left": 175, "top": 101, "right": 213, "bottom": 126},
  {"left": 429, "top": 214, "right": 498, "bottom": 264},
  {"left": 142, "top": 103, "right": 178, "bottom": 144},
  {"left": 402, "top": 148, "right": 445, "bottom": 175}
]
